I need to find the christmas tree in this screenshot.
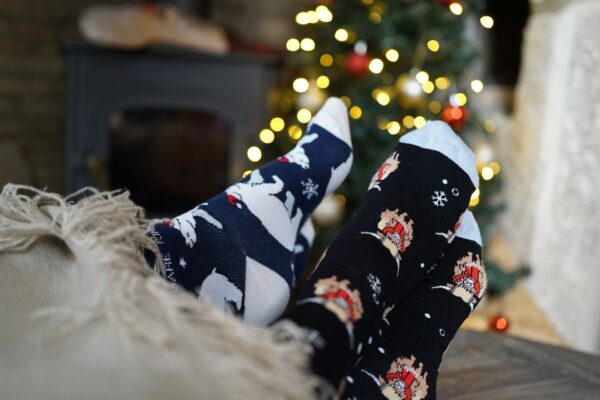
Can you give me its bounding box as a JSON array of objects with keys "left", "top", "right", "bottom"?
[{"left": 246, "top": 0, "right": 529, "bottom": 296}]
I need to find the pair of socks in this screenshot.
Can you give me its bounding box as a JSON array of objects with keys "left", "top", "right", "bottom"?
[
  {"left": 149, "top": 98, "right": 486, "bottom": 398},
  {"left": 277, "top": 120, "right": 484, "bottom": 398},
  {"left": 150, "top": 98, "right": 353, "bottom": 324}
]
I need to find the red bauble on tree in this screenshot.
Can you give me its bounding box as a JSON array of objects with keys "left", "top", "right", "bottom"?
[
  {"left": 346, "top": 51, "right": 371, "bottom": 77},
  {"left": 436, "top": 0, "right": 456, "bottom": 6},
  {"left": 442, "top": 104, "right": 469, "bottom": 131}
]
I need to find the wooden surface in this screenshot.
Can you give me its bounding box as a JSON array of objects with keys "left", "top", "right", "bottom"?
[{"left": 438, "top": 330, "right": 600, "bottom": 399}]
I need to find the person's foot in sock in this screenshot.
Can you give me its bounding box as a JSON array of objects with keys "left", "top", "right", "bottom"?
[
  {"left": 150, "top": 97, "right": 353, "bottom": 324},
  {"left": 277, "top": 121, "right": 478, "bottom": 389},
  {"left": 343, "top": 211, "right": 486, "bottom": 400}
]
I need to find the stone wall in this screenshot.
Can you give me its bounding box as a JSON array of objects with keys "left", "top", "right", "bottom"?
[{"left": 498, "top": 0, "right": 600, "bottom": 354}]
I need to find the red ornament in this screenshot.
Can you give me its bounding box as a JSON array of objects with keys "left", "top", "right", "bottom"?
[
  {"left": 346, "top": 52, "right": 371, "bottom": 77},
  {"left": 489, "top": 314, "right": 510, "bottom": 333},
  {"left": 436, "top": 0, "right": 456, "bottom": 5},
  {"left": 442, "top": 104, "right": 469, "bottom": 131}
]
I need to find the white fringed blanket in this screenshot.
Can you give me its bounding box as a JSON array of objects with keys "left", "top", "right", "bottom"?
[{"left": 0, "top": 184, "right": 317, "bottom": 400}]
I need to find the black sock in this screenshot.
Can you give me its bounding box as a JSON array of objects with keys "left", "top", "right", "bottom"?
[
  {"left": 277, "top": 121, "right": 478, "bottom": 388},
  {"left": 343, "top": 211, "right": 486, "bottom": 400}
]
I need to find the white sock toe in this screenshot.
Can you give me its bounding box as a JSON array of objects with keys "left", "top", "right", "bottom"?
[
  {"left": 400, "top": 121, "right": 478, "bottom": 188},
  {"left": 456, "top": 211, "right": 482, "bottom": 246},
  {"left": 309, "top": 97, "right": 352, "bottom": 148}
]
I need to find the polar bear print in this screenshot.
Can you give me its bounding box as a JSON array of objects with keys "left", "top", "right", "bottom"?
[
  {"left": 225, "top": 170, "right": 303, "bottom": 251},
  {"left": 277, "top": 133, "right": 318, "bottom": 169},
  {"left": 166, "top": 207, "right": 223, "bottom": 248}
]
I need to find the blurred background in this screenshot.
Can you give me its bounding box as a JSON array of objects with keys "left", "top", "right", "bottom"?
[{"left": 0, "top": 0, "right": 598, "bottom": 355}]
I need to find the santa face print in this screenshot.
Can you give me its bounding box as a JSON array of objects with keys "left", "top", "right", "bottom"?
[
  {"left": 360, "top": 355, "right": 429, "bottom": 400},
  {"left": 369, "top": 152, "right": 401, "bottom": 191},
  {"left": 362, "top": 209, "right": 414, "bottom": 274},
  {"left": 297, "top": 276, "right": 364, "bottom": 347},
  {"left": 381, "top": 356, "right": 428, "bottom": 400},
  {"left": 432, "top": 252, "right": 487, "bottom": 310}
]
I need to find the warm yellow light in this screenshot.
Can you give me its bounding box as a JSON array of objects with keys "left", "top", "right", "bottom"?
[
  {"left": 480, "top": 15, "right": 494, "bottom": 29},
  {"left": 286, "top": 38, "right": 300, "bottom": 52},
  {"left": 435, "top": 77, "right": 450, "bottom": 90},
  {"left": 449, "top": 2, "right": 463, "bottom": 15},
  {"left": 422, "top": 81, "right": 435, "bottom": 94},
  {"left": 288, "top": 125, "right": 303, "bottom": 140},
  {"left": 402, "top": 115, "right": 415, "bottom": 128},
  {"left": 385, "top": 49, "right": 400, "bottom": 62},
  {"left": 349, "top": 105, "right": 362, "bottom": 119},
  {"left": 481, "top": 166, "right": 494, "bottom": 180},
  {"left": 296, "top": 12, "right": 310, "bottom": 25},
  {"left": 429, "top": 101, "right": 442, "bottom": 113},
  {"left": 300, "top": 38, "right": 315, "bottom": 51},
  {"left": 316, "top": 75, "right": 330, "bottom": 89},
  {"left": 369, "top": 11, "right": 382, "bottom": 24},
  {"left": 307, "top": 10, "right": 319, "bottom": 24},
  {"left": 340, "top": 96, "right": 352, "bottom": 107},
  {"left": 335, "top": 28, "right": 349, "bottom": 42},
  {"left": 484, "top": 119, "right": 496, "bottom": 133},
  {"left": 471, "top": 79, "right": 484, "bottom": 93},
  {"left": 320, "top": 53, "right": 334, "bottom": 67},
  {"left": 316, "top": 5, "right": 333, "bottom": 22},
  {"left": 453, "top": 92, "right": 468, "bottom": 106},
  {"left": 292, "top": 77, "right": 310, "bottom": 93},
  {"left": 416, "top": 71, "right": 429, "bottom": 84},
  {"left": 376, "top": 116, "right": 388, "bottom": 130},
  {"left": 387, "top": 121, "right": 401, "bottom": 135},
  {"left": 374, "top": 91, "right": 390, "bottom": 106},
  {"left": 414, "top": 116, "right": 426, "bottom": 128},
  {"left": 297, "top": 108, "right": 312, "bottom": 123},
  {"left": 470, "top": 188, "right": 480, "bottom": 207},
  {"left": 361, "top": 0, "right": 374, "bottom": 4},
  {"left": 242, "top": 169, "right": 252, "bottom": 178},
  {"left": 259, "top": 128, "right": 275, "bottom": 144},
  {"left": 489, "top": 161, "right": 501, "bottom": 174},
  {"left": 369, "top": 58, "right": 384, "bottom": 74},
  {"left": 270, "top": 117, "right": 285, "bottom": 132},
  {"left": 247, "top": 146, "right": 262, "bottom": 162},
  {"left": 427, "top": 39, "right": 440, "bottom": 52}
]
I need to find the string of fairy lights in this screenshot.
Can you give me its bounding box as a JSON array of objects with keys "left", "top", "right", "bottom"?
[{"left": 244, "top": 1, "right": 500, "bottom": 208}]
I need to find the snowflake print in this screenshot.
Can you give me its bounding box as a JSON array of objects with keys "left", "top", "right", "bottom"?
[
  {"left": 431, "top": 190, "right": 448, "bottom": 207},
  {"left": 179, "top": 257, "right": 187, "bottom": 268},
  {"left": 301, "top": 178, "right": 319, "bottom": 200},
  {"left": 367, "top": 273, "right": 382, "bottom": 304}
]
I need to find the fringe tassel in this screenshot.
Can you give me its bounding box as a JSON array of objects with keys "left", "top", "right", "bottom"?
[{"left": 0, "top": 184, "right": 321, "bottom": 399}]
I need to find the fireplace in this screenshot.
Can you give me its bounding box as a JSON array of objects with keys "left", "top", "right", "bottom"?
[{"left": 64, "top": 42, "right": 278, "bottom": 216}]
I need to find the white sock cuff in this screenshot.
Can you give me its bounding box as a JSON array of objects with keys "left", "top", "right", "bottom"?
[
  {"left": 399, "top": 121, "right": 478, "bottom": 188},
  {"left": 309, "top": 97, "right": 352, "bottom": 148},
  {"left": 456, "top": 211, "right": 482, "bottom": 246}
]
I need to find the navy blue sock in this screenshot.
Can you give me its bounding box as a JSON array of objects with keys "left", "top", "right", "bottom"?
[{"left": 150, "top": 98, "right": 352, "bottom": 324}]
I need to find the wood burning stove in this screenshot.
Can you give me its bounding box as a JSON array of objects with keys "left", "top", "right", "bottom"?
[{"left": 64, "top": 42, "right": 278, "bottom": 216}]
